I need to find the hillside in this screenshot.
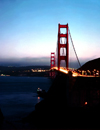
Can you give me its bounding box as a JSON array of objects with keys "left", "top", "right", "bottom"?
[{"left": 79, "top": 58, "right": 100, "bottom": 71}]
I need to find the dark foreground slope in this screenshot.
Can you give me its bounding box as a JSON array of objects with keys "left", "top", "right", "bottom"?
[
  {"left": 79, "top": 58, "right": 100, "bottom": 71},
  {"left": 23, "top": 72, "right": 100, "bottom": 129}
]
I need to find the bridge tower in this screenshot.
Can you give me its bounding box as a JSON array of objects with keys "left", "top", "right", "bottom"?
[
  {"left": 50, "top": 52, "right": 55, "bottom": 69},
  {"left": 58, "top": 23, "right": 69, "bottom": 70},
  {"left": 50, "top": 52, "right": 55, "bottom": 78}
]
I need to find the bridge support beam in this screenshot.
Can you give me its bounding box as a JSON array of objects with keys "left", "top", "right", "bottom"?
[
  {"left": 50, "top": 52, "right": 55, "bottom": 69},
  {"left": 58, "top": 23, "right": 69, "bottom": 70},
  {"left": 50, "top": 52, "right": 55, "bottom": 78}
]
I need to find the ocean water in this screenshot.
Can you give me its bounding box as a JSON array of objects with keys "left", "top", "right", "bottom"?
[{"left": 0, "top": 76, "right": 52, "bottom": 129}]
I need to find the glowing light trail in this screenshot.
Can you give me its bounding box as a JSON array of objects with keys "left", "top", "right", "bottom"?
[{"left": 51, "top": 67, "right": 95, "bottom": 77}]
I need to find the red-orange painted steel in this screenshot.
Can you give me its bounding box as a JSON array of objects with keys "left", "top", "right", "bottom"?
[
  {"left": 59, "top": 24, "right": 67, "bottom": 28},
  {"left": 50, "top": 52, "right": 55, "bottom": 69},
  {"left": 50, "top": 52, "right": 55, "bottom": 78},
  {"left": 60, "top": 44, "right": 66, "bottom": 48},
  {"left": 60, "top": 34, "right": 67, "bottom": 37},
  {"left": 67, "top": 24, "right": 69, "bottom": 69},
  {"left": 58, "top": 23, "right": 69, "bottom": 70}
]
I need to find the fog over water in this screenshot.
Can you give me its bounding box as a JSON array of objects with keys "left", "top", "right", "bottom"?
[{"left": 0, "top": 57, "right": 94, "bottom": 68}]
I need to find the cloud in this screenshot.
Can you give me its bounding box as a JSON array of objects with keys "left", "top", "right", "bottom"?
[
  {"left": 0, "top": 57, "right": 50, "bottom": 66},
  {"left": 0, "top": 56, "right": 99, "bottom": 69}
]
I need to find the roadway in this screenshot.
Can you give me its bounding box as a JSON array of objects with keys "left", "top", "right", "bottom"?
[{"left": 51, "top": 67, "right": 95, "bottom": 77}]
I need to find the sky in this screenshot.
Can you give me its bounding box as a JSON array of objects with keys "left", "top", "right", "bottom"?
[{"left": 0, "top": 0, "right": 100, "bottom": 67}]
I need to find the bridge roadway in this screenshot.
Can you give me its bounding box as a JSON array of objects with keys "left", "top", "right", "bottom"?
[{"left": 51, "top": 67, "right": 95, "bottom": 77}]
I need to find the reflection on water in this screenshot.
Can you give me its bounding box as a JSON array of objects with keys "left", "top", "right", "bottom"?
[
  {"left": 38, "top": 97, "right": 40, "bottom": 99},
  {"left": 37, "top": 96, "right": 41, "bottom": 103}
]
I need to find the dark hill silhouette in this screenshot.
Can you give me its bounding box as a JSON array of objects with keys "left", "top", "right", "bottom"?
[
  {"left": 79, "top": 58, "right": 100, "bottom": 71},
  {"left": 22, "top": 72, "right": 100, "bottom": 129}
]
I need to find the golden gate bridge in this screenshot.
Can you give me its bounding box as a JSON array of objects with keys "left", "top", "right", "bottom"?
[
  {"left": 21, "top": 23, "right": 100, "bottom": 129},
  {"left": 50, "top": 23, "right": 96, "bottom": 77}
]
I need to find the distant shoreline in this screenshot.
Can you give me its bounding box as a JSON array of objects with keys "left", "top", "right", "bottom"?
[{"left": 0, "top": 66, "right": 50, "bottom": 77}]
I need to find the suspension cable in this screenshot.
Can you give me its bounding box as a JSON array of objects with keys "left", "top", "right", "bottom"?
[{"left": 68, "top": 28, "right": 81, "bottom": 68}]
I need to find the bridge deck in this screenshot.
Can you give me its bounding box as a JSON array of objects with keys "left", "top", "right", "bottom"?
[{"left": 51, "top": 67, "right": 95, "bottom": 77}]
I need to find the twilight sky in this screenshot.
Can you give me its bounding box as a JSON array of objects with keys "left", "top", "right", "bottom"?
[{"left": 0, "top": 0, "right": 100, "bottom": 67}]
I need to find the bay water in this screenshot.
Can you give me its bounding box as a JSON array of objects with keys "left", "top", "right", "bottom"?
[{"left": 0, "top": 76, "right": 52, "bottom": 129}]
